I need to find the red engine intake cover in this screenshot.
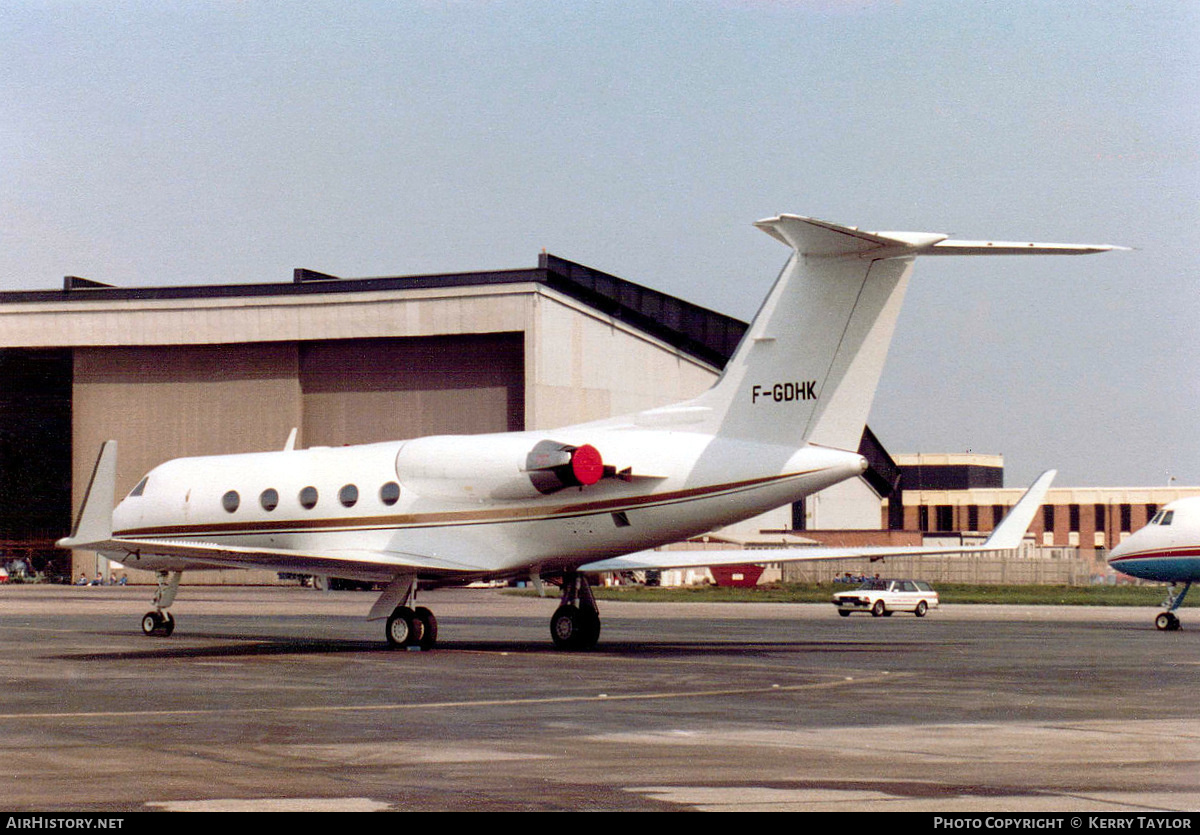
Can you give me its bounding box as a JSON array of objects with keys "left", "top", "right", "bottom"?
[{"left": 570, "top": 444, "right": 604, "bottom": 486}]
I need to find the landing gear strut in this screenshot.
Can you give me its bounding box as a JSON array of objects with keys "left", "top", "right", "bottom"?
[
  {"left": 1155, "top": 582, "right": 1191, "bottom": 631},
  {"left": 141, "top": 570, "right": 181, "bottom": 637},
  {"left": 550, "top": 572, "right": 601, "bottom": 650}
]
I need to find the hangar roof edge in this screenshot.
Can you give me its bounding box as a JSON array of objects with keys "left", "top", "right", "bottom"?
[{"left": 1, "top": 254, "right": 748, "bottom": 369}]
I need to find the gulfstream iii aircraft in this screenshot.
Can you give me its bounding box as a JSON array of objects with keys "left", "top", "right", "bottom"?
[
  {"left": 1107, "top": 497, "right": 1200, "bottom": 630},
  {"left": 59, "top": 214, "right": 1119, "bottom": 649}
]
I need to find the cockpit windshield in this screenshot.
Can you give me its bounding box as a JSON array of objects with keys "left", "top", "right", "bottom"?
[{"left": 128, "top": 476, "right": 149, "bottom": 498}]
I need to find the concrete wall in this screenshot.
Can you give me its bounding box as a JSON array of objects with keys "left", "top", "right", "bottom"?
[
  {"left": 783, "top": 549, "right": 1099, "bottom": 586},
  {"left": 526, "top": 292, "right": 717, "bottom": 429}
]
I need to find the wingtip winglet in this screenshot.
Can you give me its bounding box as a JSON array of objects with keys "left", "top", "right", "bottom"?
[
  {"left": 983, "top": 468, "right": 1057, "bottom": 551},
  {"left": 57, "top": 440, "right": 117, "bottom": 548}
]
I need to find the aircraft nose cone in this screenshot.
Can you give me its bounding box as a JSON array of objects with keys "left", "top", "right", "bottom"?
[{"left": 1107, "top": 537, "right": 1132, "bottom": 564}]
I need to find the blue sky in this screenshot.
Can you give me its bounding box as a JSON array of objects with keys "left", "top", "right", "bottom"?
[{"left": 3, "top": 1, "right": 1196, "bottom": 487}]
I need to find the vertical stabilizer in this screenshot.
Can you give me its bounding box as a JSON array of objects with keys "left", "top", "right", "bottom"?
[{"left": 690, "top": 216, "right": 927, "bottom": 450}]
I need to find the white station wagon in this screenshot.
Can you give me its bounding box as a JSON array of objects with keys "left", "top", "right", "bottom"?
[{"left": 832, "top": 578, "right": 940, "bottom": 618}]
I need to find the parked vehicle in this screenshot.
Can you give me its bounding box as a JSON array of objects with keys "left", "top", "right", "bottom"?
[{"left": 832, "top": 578, "right": 939, "bottom": 618}]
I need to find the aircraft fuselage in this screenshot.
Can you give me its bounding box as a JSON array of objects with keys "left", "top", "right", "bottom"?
[{"left": 108, "top": 428, "right": 866, "bottom": 582}]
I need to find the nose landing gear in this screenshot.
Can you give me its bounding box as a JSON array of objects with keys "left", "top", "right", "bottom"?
[
  {"left": 1155, "top": 581, "right": 1191, "bottom": 631},
  {"left": 141, "top": 570, "right": 182, "bottom": 637}
]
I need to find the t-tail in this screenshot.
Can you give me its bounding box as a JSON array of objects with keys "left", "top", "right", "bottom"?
[{"left": 687, "top": 215, "right": 1124, "bottom": 450}]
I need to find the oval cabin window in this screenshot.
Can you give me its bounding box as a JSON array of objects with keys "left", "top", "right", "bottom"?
[
  {"left": 299, "top": 486, "right": 319, "bottom": 509},
  {"left": 380, "top": 482, "right": 400, "bottom": 506}
]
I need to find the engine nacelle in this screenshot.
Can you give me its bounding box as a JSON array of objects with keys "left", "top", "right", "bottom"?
[{"left": 395, "top": 435, "right": 607, "bottom": 502}]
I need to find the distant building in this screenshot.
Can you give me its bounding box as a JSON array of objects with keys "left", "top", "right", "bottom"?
[{"left": 885, "top": 453, "right": 1198, "bottom": 554}]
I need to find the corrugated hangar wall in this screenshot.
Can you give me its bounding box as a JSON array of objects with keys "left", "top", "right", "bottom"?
[
  {"left": 73, "top": 343, "right": 305, "bottom": 507},
  {"left": 300, "top": 334, "right": 523, "bottom": 447},
  {"left": 72, "top": 335, "right": 525, "bottom": 505}
]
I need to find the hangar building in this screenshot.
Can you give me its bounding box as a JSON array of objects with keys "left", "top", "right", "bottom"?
[{"left": 2, "top": 253, "right": 893, "bottom": 581}]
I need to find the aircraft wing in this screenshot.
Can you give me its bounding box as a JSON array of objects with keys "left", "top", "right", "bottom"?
[
  {"left": 580, "top": 470, "right": 1056, "bottom": 573},
  {"left": 91, "top": 537, "right": 481, "bottom": 583},
  {"left": 580, "top": 543, "right": 1018, "bottom": 573}
]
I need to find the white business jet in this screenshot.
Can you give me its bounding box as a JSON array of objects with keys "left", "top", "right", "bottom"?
[
  {"left": 59, "top": 215, "right": 1119, "bottom": 650},
  {"left": 1107, "top": 497, "right": 1200, "bottom": 630}
]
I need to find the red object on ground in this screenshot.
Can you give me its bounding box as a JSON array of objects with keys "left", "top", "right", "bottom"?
[{"left": 709, "top": 564, "right": 765, "bottom": 587}]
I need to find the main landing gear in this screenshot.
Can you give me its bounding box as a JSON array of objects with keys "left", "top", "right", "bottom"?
[
  {"left": 371, "top": 575, "right": 438, "bottom": 650},
  {"left": 386, "top": 605, "right": 438, "bottom": 651},
  {"left": 550, "top": 572, "right": 601, "bottom": 651},
  {"left": 1155, "top": 581, "right": 1191, "bottom": 631},
  {"left": 141, "top": 570, "right": 182, "bottom": 637}
]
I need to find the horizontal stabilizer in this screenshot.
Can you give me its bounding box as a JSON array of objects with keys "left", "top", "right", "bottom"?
[{"left": 755, "top": 215, "right": 1126, "bottom": 259}]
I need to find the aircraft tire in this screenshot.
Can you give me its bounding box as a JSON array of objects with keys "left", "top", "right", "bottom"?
[
  {"left": 141, "top": 611, "right": 174, "bottom": 637},
  {"left": 578, "top": 610, "right": 601, "bottom": 650},
  {"left": 141, "top": 612, "right": 159, "bottom": 636},
  {"left": 415, "top": 606, "right": 438, "bottom": 650},
  {"left": 550, "top": 605, "right": 579, "bottom": 649},
  {"left": 386, "top": 606, "right": 425, "bottom": 648},
  {"left": 551, "top": 605, "right": 600, "bottom": 651},
  {"left": 1156, "top": 612, "right": 1181, "bottom": 631}
]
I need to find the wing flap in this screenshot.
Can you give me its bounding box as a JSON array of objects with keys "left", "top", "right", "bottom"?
[{"left": 96, "top": 537, "right": 479, "bottom": 582}]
